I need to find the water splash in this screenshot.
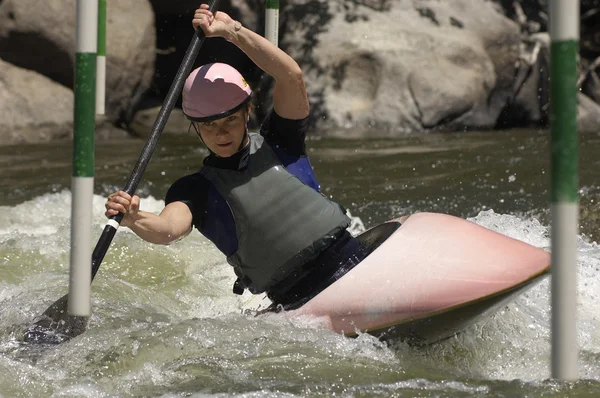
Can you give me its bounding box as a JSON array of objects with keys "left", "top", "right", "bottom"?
[{"left": 1, "top": 193, "right": 599, "bottom": 396}]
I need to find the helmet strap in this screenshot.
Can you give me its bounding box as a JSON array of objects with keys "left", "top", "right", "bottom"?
[
  {"left": 237, "top": 108, "right": 250, "bottom": 152},
  {"left": 190, "top": 122, "right": 208, "bottom": 145}
]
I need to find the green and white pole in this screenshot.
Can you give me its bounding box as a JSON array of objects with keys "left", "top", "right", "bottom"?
[
  {"left": 265, "top": 0, "right": 279, "bottom": 47},
  {"left": 550, "top": 0, "right": 579, "bottom": 380},
  {"left": 69, "top": 0, "right": 98, "bottom": 317},
  {"left": 96, "top": 0, "right": 106, "bottom": 115}
]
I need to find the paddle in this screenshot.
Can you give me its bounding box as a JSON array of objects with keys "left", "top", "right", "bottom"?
[{"left": 24, "top": 0, "right": 222, "bottom": 344}]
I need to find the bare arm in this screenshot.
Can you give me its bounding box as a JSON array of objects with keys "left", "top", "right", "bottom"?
[
  {"left": 105, "top": 191, "right": 192, "bottom": 245},
  {"left": 193, "top": 4, "right": 309, "bottom": 120}
]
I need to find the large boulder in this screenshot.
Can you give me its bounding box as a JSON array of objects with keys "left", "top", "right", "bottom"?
[
  {"left": 279, "top": 0, "right": 521, "bottom": 135},
  {"left": 0, "top": 58, "right": 127, "bottom": 145},
  {"left": 0, "top": 0, "right": 156, "bottom": 125},
  {"left": 0, "top": 59, "right": 73, "bottom": 144}
]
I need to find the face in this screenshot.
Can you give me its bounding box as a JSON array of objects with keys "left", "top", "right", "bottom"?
[{"left": 195, "top": 107, "right": 249, "bottom": 157}]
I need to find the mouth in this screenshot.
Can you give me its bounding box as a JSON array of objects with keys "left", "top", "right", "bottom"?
[{"left": 216, "top": 142, "right": 233, "bottom": 147}]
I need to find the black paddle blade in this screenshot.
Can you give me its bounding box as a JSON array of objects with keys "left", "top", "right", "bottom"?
[{"left": 23, "top": 294, "right": 89, "bottom": 345}]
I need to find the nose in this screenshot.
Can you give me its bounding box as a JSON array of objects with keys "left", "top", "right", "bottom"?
[{"left": 216, "top": 125, "right": 229, "bottom": 136}]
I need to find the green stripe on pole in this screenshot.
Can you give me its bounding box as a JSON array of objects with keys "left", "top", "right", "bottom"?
[
  {"left": 98, "top": 0, "right": 106, "bottom": 56},
  {"left": 549, "top": 0, "right": 579, "bottom": 381},
  {"left": 73, "top": 52, "right": 96, "bottom": 177},
  {"left": 550, "top": 40, "right": 578, "bottom": 203},
  {"left": 265, "top": 0, "right": 279, "bottom": 47}
]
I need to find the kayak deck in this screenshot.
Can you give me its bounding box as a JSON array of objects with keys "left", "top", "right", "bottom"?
[{"left": 289, "top": 212, "right": 551, "bottom": 344}]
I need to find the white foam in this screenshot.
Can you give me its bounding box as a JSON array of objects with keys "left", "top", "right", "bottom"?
[
  {"left": 2, "top": 193, "right": 599, "bottom": 385},
  {"left": 451, "top": 209, "right": 600, "bottom": 380}
]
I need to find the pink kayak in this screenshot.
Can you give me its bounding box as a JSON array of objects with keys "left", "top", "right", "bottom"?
[{"left": 287, "top": 212, "right": 551, "bottom": 344}]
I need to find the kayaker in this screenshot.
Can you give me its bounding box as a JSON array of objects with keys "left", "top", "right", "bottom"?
[{"left": 105, "top": 3, "right": 384, "bottom": 310}]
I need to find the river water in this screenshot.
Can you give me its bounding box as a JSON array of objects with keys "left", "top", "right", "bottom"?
[{"left": 1, "top": 128, "right": 600, "bottom": 397}]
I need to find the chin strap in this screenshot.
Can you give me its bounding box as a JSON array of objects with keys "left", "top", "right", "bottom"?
[
  {"left": 238, "top": 108, "right": 250, "bottom": 152},
  {"left": 236, "top": 110, "right": 251, "bottom": 168},
  {"left": 237, "top": 127, "right": 249, "bottom": 152},
  {"left": 237, "top": 127, "right": 250, "bottom": 169}
]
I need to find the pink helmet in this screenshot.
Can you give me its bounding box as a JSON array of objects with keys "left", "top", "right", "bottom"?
[{"left": 182, "top": 63, "right": 252, "bottom": 122}]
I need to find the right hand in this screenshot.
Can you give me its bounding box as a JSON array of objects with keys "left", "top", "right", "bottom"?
[
  {"left": 105, "top": 191, "right": 140, "bottom": 228},
  {"left": 192, "top": 3, "right": 238, "bottom": 41}
]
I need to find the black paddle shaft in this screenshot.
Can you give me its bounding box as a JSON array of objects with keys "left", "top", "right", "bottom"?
[{"left": 91, "top": 0, "right": 221, "bottom": 279}]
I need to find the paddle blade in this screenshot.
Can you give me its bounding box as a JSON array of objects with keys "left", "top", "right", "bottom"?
[{"left": 23, "top": 294, "right": 89, "bottom": 345}]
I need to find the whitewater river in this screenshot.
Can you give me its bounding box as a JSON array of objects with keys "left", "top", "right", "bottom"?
[{"left": 1, "top": 128, "right": 599, "bottom": 397}]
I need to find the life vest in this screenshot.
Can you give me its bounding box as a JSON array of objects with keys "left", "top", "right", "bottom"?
[{"left": 201, "top": 134, "right": 350, "bottom": 294}]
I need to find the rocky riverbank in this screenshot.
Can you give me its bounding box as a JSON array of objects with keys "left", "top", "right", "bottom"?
[{"left": 0, "top": 0, "right": 598, "bottom": 145}]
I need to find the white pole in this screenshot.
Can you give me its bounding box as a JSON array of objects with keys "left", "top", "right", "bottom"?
[
  {"left": 96, "top": 0, "right": 106, "bottom": 115},
  {"left": 265, "top": 0, "right": 279, "bottom": 47},
  {"left": 549, "top": 0, "right": 579, "bottom": 380},
  {"left": 69, "top": 0, "right": 98, "bottom": 317}
]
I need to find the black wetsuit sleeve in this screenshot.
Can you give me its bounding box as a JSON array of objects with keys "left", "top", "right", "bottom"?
[
  {"left": 259, "top": 109, "right": 309, "bottom": 156},
  {"left": 164, "top": 173, "right": 210, "bottom": 230}
]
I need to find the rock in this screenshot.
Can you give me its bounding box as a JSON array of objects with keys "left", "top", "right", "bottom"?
[
  {"left": 0, "top": 58, "right": 73, "bottom": 144},
  {"left": 578, "top": 93, "right": 600, "bottom": 134},
  {"left": 496, "top": 32, "right": 550, "bottom": 128},
  {"left": 279, "top": 0, "right": 521, "bottom": 135},
  {"left": 582, "top": 60, "right": 600, "bottom": 105},
  {"left": 0, "top": 0, "right": 156, "bottom": 125},
  {"left": 580, "top": 193, "right": 600, "bottom": 243},
  {"left": 497, "top": 32, "right": 600, "bottom": 132},
  {"left": 493, "top": 1, "right": 600, "bottom": 68},
  {"left": 0, "top": 1, "right": 75, "bottom": 87},
  {"left": 129, "top": 103, "right": 191, "bottom": 137},
  {"left": 0, "top": 58, "right": 129, "bottom": 145},
  {"left": 103, "top": 1, "right": 156, "bottom": 125}
]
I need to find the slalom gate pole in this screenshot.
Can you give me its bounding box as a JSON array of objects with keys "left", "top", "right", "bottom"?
[
  {"left": 549, "top": 0, "right": 579, "bottom": 380},
  {"left": 265, "top": 0, "right": 279, "bottom": 46},
  {"left": 69, "top": 0, "right": 98, "bottom": 317},
  {"left": 96, "top": 0, "right": 106, "bottom": 115}
]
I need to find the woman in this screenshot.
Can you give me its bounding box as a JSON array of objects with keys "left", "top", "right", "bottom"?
[
  {"left": 105, "top": 4, "right": 377, "bottom": 310},
  {"left": 105, "top": 4, "right": 550, "bottom": 341}
]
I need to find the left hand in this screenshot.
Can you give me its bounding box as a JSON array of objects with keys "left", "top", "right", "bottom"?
[{"left": 192, "top": 3, "right": 237, "bottom": 40}]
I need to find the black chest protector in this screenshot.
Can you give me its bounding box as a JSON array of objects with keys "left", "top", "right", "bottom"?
[{"left": 201, "top": 134, "right": 350, "bottom": 294}]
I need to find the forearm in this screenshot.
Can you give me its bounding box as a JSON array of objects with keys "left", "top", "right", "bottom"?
[
  {"left": 125, "top": 211, "right": 187, "bottom": 245},
  {"left": 229, "top": 26, "right": 302, "bottom": 83},
  {"left": 192, "top": 5, "right": 308, "bottom": 119}
]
